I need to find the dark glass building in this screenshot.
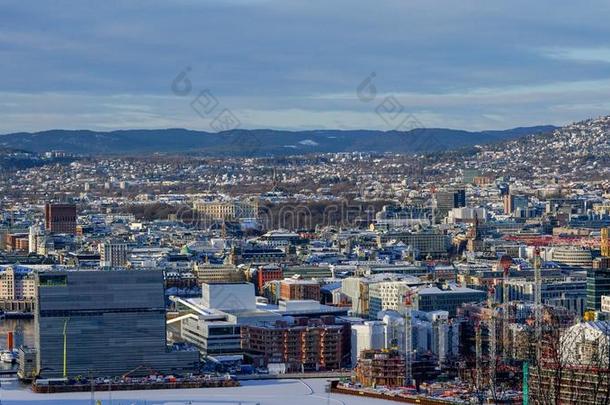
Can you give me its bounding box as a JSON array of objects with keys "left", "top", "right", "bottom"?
[
  {"left": 586, "top": 268, "right": 610, "bottom": 311},
  {"left": 34, "top": 269, "right": 198, "bottom": 378}
]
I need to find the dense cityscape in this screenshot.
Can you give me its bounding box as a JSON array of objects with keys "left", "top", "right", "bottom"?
[
  {"left": 2, "top": 1, "right": 610, "bottom": 404},
  {"left": 0, "top": 114, "right": 608, "bottom": 404}
]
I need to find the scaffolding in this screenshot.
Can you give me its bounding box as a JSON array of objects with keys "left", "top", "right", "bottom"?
[
  {"left": 355, "top": 349, "right": 406, "bottom": 388},
  {"left": 602, "top": 227, "right": 610, "bottom": 257}
]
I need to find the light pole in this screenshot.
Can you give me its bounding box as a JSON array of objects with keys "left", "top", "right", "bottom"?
[
  {"left": 63, "top": 318, "right": 70, "bottom": 379},
  {"left": 88, "top": 369, "right": 94, "bottom": 405}
]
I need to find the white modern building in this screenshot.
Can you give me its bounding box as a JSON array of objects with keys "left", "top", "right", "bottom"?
[
  {"left": 201, "top": 282, "right": 257, "bottom": 312},
  {"left": 350, "top": 321, "right": 385, "bottom": 366}
]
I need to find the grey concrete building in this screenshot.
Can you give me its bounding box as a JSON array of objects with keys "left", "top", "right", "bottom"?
[
  {"left": 415, "top": 284, "right": 486, "bottom": 316},
  {"left": 35, "top": 269, "right": 198, "bottom": 378}
]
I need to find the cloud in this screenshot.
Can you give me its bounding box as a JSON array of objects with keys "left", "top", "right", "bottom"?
[
  {"left": 1, "top": 0, "right": 610, "bottom": 132},
  {"left": 542, "top": 47, "right": 610, "bottom": 64}
]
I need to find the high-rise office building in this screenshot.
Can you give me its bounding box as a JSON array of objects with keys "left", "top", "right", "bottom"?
[
  {"left": 434, "top": 189, "right": 466, "bottom": 223},
  {"left": 435, "top": 189, "right": 466, "bottom": 213},
  {"left": 44, "top": 203, "right": 77, "bottom": 234},
  {"left": 35, "top": 269, "right": 197, "bottom": 378},
  {"left": 586, "top": 268, "right": 610, "bottom": 311},
  {"left": 503, "top": 194, "right": 529, "bottom": 215}
]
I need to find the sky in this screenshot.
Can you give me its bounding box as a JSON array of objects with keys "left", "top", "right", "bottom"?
[{"left": 1, "top": 0, "right": 610, "bottom": 133}]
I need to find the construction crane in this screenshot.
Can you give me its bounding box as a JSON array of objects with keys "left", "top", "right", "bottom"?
[
  {"left": 401, "top": 289, "right": 415, "bottom": 387},
  {"left": 475, "top": 319, "right": 484, "bottom": 399},
  {"left": 489, "top": 314, "right": 497, "bottom": 391},
  {"left": 602, "top": 227, "right": 610, "bottom": 257},
  {"left": 533, "top": 247, "right": 542, "bottom": 359},
  {"left": 487, "top": 285, "right": 497, "bottom": 389},
  {"left": 499, "top": 255, "right": 512, "bottom": 361},
  {"left": 357, "top": 282, "right": 368, "bottom": 318}
]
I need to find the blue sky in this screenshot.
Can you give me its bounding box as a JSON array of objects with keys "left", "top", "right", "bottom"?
[{"left": 1, "top": 0, "right": 610, "bottom": 133}]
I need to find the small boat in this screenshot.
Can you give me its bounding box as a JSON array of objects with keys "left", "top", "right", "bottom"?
[{"left": 0, "top": 351, "right": 16, "bottom": 364}]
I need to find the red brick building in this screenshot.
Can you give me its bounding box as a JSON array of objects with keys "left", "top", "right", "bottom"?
[
  {"left": 45, "top": 203, "right": 77, "bottom": 234},
  {"left": 256, "top": 265, "right": 283, "bottom": 293},
  {"left": 5, "top": 234, "right": 29, "bottom": 252},
  {"left": 241, "top": 317, "right": 344, "bottom": 372},
  {"left": 280, "top": 278, "right": 321, "bottom": 301}
]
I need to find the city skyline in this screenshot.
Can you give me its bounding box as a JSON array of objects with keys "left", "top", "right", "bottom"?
[{"left": 1, "top": 2, "right": 610, "bottom": 403}]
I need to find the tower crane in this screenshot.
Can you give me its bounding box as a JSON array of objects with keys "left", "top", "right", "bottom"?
[
  {"left": 402, "top": 289, "right": 415, "bottom": 387},
  {"left": 533, "top": 246, "right": 542, "bottom": 358},
  {"left": 475, "top": 319, "right": 484, "bottom": 400},
  {"left": 487, "top": 285, "right": 497, "bottom": 389},
  {"left": 499, "top": 255, "right": 512, "bottom": 360}
]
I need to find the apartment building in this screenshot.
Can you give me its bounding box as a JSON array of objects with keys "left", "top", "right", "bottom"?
[{"left": 241, "top": 317, "right": 344, "bottom": 372}]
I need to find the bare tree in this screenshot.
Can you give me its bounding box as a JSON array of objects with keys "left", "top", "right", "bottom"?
[{"left": 528, "top": 309, "right": 610, "bottom": 405}]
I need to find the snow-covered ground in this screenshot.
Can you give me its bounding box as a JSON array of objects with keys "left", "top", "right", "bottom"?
[{"left": 0, "top": 378, "right": 404, "bottom": 405}]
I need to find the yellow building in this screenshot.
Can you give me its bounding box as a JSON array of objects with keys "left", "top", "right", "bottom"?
[
  {"left": 0, "top": 266, "right": 36, "bottom": 312},
  {"left": 193, "top": 263, "right": 245, "bottom": 284},
  {"left": 0, "top": 266, "right": 36, "bottom": 300},
  {"left": 193, "top": 198, "right": 259, "bottom": 221}
]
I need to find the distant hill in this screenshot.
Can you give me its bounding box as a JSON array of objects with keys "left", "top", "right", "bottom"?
[
  {"left": 0, "top": 126, "right": 556, "bottom": 156},
  {"left": 0, "top": 147, "right": 71, "bottom": 171},
  {"left": 455, "top": 115, "right": 610, "bottom": 180}
]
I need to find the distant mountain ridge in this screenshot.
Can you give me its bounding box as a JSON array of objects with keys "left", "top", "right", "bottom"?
[{"left": 0, "top": 126, "right": 557, "bottom": 156}]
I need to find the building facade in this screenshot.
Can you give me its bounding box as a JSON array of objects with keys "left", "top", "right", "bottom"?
[
  {"left": 99, "top": 240, "right": 128, "bottom": 268},
  {"left": 0, "top": 266, "right": 36, "bottom": 311},
  {"left": 241, "top": 317, "right": 344, "bottom": 372},
  {"left": 376, "top": 230, "right": 449, "bottom": 259},
  {"left": 279, "top": 279, "right": 321, "bottom": 302},
  {"left": 416, "top": 285, "right": 486, "bottom": 316},
  {"left": 587, "top": 268, "right": 610, "bottom": 311},
  {"left": 44, "top": 203, "right": 77, "bottom": 234},
  {"left": 193, "top": 198, "right": 259, "bottom": 221},
  {"left": 256, "top": 265, "right": 284, "bottom": 293},
  {"left": 35, "top": 269, "right": 197, "bottom": 378},
  {"left": 355, "top": 349, "right": 406, "bottom": 388},
  {"left": 194, "top": 263, "right": 245, "bottom": 284},
  {"left": 368, "top": 281, "right": 412, "bottom": 319}
]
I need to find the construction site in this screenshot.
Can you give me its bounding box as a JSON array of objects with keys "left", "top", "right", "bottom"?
[
  {"left": 337, "top": 248, "right": 571, "bottom": 404},
  {"left": 355, "top": 349, "right": 407, "bottom": 388},
  {"left": 240, "top": 316, "right": 346, "bottom": 372}
]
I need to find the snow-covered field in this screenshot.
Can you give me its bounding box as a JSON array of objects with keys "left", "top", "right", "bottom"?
[{"left": 0, "top": 378, "right": 404, "bottom": 405}]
